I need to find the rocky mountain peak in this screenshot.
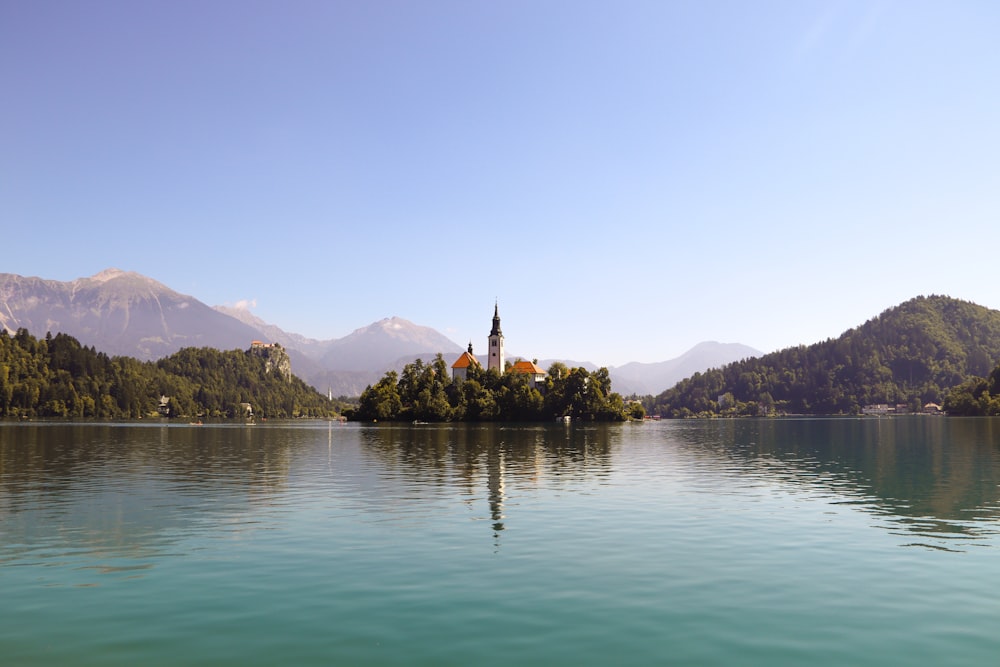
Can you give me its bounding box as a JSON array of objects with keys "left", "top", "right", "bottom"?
[
  {"left": 88, "top": 268, "right": 128, "bottom": 283},
  {"left": 73, "top": 268, "right": 173, "bottom": 297},
  {"left": 374, "top": 316, "right": 422, "bottom": 336}
]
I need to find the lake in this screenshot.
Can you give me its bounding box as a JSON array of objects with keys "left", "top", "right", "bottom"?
[{"left": 2, "top": 418, "right": 1000, "bottom": 666}]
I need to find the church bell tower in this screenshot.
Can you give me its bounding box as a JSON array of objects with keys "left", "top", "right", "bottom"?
[{"left": 488, "top": 302, "right": 505, "bottom": 372}]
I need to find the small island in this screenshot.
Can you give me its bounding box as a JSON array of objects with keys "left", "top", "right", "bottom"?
[{"left": 349, "top": 305, "right": 642, "bottom": 422}]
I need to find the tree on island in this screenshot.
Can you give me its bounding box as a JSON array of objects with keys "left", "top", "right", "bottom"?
[{"left": 350, "top": 354, "right": 630, "bottom": 422}]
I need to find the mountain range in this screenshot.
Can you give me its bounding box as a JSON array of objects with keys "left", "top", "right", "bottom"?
[{"left": 0, "top": 269, "right": 760, "bottom": 396}]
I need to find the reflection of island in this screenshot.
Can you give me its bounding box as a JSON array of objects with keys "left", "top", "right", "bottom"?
[
  {"left": 669, "top": 417, "right": 1000, "bottom": 547},
  {"left": 359, "top": 423, "right": 617, "bottom": 546}
]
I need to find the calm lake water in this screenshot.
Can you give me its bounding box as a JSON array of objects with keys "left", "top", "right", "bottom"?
[{"left": 3, "top": 418, "right": 1000, "bottom": 666}]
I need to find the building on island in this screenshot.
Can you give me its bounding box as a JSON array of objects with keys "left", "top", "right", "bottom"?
[
  {"left": 452, "top": 343, "right": 480, "bottom": 382},
  {"left": 451, "top": 303, "right": 547, "bottom": 388},
  {"left": 509, "top": 360, "right": 547, "bottom": 389},
  {"left": 488, "top": 302, "right": 504, "bottom": 372}
]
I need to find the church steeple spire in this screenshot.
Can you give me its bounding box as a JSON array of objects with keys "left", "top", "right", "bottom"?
[
  {"left": 487, "top": 301, "right": 505, "bottom": 372},
  {"left": 490, "top": 301, "right": 502, "bottom": 337}
]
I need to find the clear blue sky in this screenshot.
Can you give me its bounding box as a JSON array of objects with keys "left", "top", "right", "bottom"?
[{"left": 3, "top": 1, "right": 998, "bottom": 366}]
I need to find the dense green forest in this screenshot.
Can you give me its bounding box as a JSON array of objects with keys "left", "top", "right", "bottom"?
[
  {"left": 649, "top": 296, "right": 1000, "bottom": 417},
  {"left": 0, "top": 329, "right": 338, "bottom": 419},
  {"left": 941, "top": 365, "right": 1000, "bottom": 416},
  {"left": 351, "top": 355, "right": 640, "bottom": 422}
]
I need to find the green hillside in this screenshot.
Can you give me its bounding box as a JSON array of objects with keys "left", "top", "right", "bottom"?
[
  {"left": 650, "top": 295, "right": 1000, "bottom": 417},
  {"left": 0, "top": 329, "right": 337, "bottom": 420}
]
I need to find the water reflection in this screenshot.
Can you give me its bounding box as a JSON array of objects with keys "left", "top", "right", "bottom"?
[
  {"left": 359, "top": 423, "right": 617, "bottom": 546},
  {"left": 666, "top": 417, "right": 1000, "bottom": 547},
  {"left": 0, "top": 421, "right": 621, "bottom": 579},
  {"left": 0, "top": 422, "right": 310, "bottom": 580},
  {"left": 4, "top": 417, "right": 1000, "bottom": 579}
]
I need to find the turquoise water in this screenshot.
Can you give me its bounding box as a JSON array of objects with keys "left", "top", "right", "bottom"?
[{"left": 2, "top": 418, "right": 1000, "bottom": 665}]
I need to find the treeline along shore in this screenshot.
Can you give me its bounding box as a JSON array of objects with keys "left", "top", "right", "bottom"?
[{"left": 0, "top": 329, "right": 337, "bottom": 420}]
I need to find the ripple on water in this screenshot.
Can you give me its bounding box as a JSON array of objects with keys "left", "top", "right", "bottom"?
[{"left": 3, "top": 420, "right": 1000, "bottom": 666}]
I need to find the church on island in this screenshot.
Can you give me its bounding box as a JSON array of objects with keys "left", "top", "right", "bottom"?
[{"left": 451, "top": 304, "right": 547, "bottom": 388}]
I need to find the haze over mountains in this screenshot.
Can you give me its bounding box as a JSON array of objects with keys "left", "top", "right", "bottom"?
[{"left": 0, "top": 269, "right": 760, "bottom": 396}]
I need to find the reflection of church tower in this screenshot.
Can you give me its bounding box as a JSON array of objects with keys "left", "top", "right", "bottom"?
[
  {"left": 487, "top": 445, "right": 505, "bottom": 538},
  {"left": 488, "top": 302, "right": 505, "bottom": 372}
]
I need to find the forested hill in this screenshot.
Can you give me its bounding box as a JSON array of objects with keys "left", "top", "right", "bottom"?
[
  {"left": 650, "top": 295, "right": 1000, "bottom": 417},
  {"left": 0, "top": 329, "right": 337, "bottom": 419}
]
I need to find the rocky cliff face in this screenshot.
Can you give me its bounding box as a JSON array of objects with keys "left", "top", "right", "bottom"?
[{"left": 250, "top": 343, "right": 293, "bottom": 382}]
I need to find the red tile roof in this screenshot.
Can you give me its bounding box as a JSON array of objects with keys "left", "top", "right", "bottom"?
[
  {"left": 510, "top": 360, "right": 545, "bottom": 375},
  {"left": 452, "top": 351, "right": 480, "bottom": 369}
]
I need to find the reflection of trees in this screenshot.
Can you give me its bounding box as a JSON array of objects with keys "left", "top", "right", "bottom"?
[
  {"left": 670, "top": 418, "right": 1000, "bottom": 543},
  {"left": 0, "top": 423, "right": 301, "bottom": 575},
  {"left": 360, "top": 423, "right": 618, "bottom": 544},
  {"left": 0, "top": 423, "right": 297, "bottom": 494}
]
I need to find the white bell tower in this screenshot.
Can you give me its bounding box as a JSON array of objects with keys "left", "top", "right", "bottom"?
[{"left": 488, "top": 302, "right": 505, "bottom": 372}]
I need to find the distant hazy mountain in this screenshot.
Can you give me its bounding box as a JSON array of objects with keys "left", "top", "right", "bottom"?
[
  {"left": 319, "top": 317, "right": 464, "bottom": 372},
  {"left": 296, "top": 319, "right": 466, "bottom": 397},
  {"left": 610, "top": 342, "right": 762, "bottom": 395},
  {"left": 0, "top": 269, "right": 261, "bottom": 360},
  {"left": 516, "top": 343, "right": 761, "bottom": 396}
]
